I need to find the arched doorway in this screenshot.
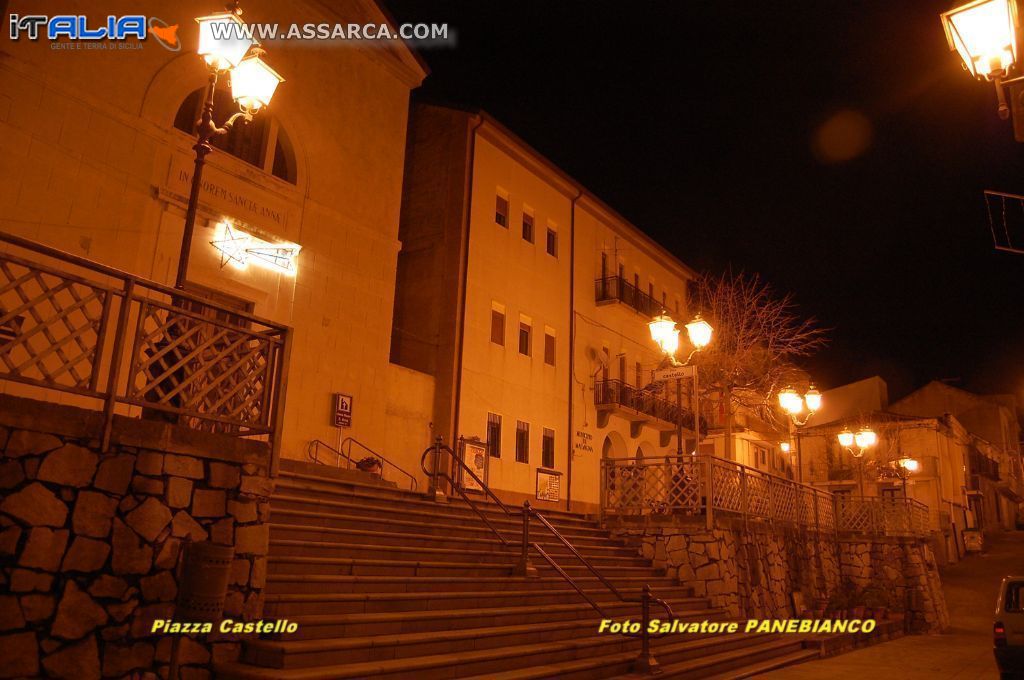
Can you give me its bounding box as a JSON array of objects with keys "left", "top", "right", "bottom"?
[{"left": 601, "top": 431, "right": 627, "bottom": 459}]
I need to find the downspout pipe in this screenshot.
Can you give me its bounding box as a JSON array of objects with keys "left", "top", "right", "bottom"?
[
  {"left": 450, "top": 115, "right": 484, "bottom": 448},
  {"left": 565, "top": 189, "right": 582, "bottom": 512}
]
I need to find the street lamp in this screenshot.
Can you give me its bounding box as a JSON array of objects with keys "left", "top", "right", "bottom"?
[
  {"left": 778, "top": 384, "right": 822, "bottom": 483},
  {"left": 838, "top": 426, "right": 878, "bottom": 496},
  {"left": 941, "top": 0, "right": 1022, "bottom": 120},
  {"left": 648, "top": 311, "right": 713, "bottom": 458},
  {"left": 896, "top": 456, "right": 919, "bottom": 497},
  {"left": 175, "top": 4, "right": 285, "bottom": 290}
]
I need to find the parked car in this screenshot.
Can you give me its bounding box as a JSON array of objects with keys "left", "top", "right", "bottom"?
[{"left": 995, "top": 576, "right": 1024, "bottom": 679}]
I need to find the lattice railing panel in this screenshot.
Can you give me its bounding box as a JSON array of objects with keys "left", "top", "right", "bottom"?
[
  {"left": 127, "top": 300, "right": 274, "bottom": 432},
  {"left": 603, "top": 458, "right": 702, "bottom": 515},
  {"left": 711, "top": 462, "right": 742, "bottom": 513},
  {"left": 745, "top": 474, "right": 770, "bottom": 517},
  {"left": 773, "top": 481, "right": 798, "bottom": 523},
  {"left": 0, "top": 258, "right": 108, "bottom": 393}
]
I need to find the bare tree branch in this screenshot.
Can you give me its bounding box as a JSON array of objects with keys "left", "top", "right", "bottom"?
[{"left": 693, "top": 271, "right": 829, "bottom": 429}]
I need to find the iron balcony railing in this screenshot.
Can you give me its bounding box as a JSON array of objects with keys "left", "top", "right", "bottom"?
[
  {"left": 0, "top": 231, "right": 291, "bottom": 472},
  {"left": 601, "top": 454, "right": 931, "bottom": 538},
  {"left": 594, "top": 276, "right": 661, "bottom": 317},
  {"left": 594, "top": 379, "right": 704, "bottom": 432}
]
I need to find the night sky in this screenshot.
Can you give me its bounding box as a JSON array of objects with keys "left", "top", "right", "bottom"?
[{"left": 387, "top": 1, "right": 1024, "bottom": 403}]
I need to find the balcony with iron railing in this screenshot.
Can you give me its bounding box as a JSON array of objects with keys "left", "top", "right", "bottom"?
[
  {"left": 594, "top": 276, "right": 661, "bottom": 317},
  {"left": 594, "top": 379, "right": 704, "bottom": 432},
  {"left": 0, "top": 231, "right": 291, "bottom": 471}
]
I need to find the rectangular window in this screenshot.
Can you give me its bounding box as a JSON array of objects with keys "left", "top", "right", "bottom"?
[
  {"left": 648, "top": 282, "right": 654, "bottom": 300},
  {"left": 635, "top": 361, "right": 642, "bottom": 388},
  {"left": 495, "top": 194, "right": 509, "bottom": 227},
  {"left": 516, "top": 421, "right": 530, "bottom": 463},
  {"left": 519, "top": 320, "right": 531, "bottom": 356},
  {"left": 546, "top": 228, "right": 557, "bottom": 257},
  {"left": 542, "top": 428, "right": 555, "bottom": 469},
  {"left": 486, "top": 413, "right": 502, "bottom": 458},
  {"left": 522, "top": 212, "right": 534, "bottom": 243},
  {"left": 634, "top": 273, "right": 640, "bottom": 291},
  {"left": 490, "top": 308, "right": 505, "bottom": 346},
  {"left": 544, "top": 331, "right": 556, "bottom": 366}
]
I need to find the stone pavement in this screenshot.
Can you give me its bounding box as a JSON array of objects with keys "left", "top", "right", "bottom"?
[{"left": 760, "top": 531, "right": 1024, "bottom": 679}]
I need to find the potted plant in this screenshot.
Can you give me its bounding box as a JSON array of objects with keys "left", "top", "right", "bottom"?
[{"left": 356, "top": 456, "right": 383, "bottom": 477}]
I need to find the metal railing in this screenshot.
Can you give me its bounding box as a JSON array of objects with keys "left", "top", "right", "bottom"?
[
  {"left": 601, "top": 454, "right": 931, "bottom": 538},
  {"left": 594, "top": 276, "right": 661, "bottom": 317},
  {"left": 595, "top": 379, "right": 704, "bottom": 431},
  {"left": 834, "top": 496, "right": 930, "bottom": 538},
  {"left": 307, "top": 438, "right": 417, "bottom": 491},
  {"left": 420, "top": 436, "right": 672, "bottom": 674},
  {"left": 0, "top": 231, "right": 290, "bottom": 471}
]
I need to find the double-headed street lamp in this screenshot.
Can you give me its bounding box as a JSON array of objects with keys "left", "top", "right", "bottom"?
[
  {"left": 837, "top": 426, "right": 878, "bottom": 496},
  {"left": 777, "top": 385, "right": 822, "bottom": 483},
  {"left": 895, "top": 456, "right": 920, "bottom": 498},
  {"left": 175, "top": 5, "right": 285, "bottom": 289},
  {"left": 648, "top": 312, "right": 713, "bottom": 458}
]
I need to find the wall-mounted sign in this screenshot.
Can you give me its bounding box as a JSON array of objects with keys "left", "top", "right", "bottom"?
[
  {"left": 332, "top": 393, "right": 352, "bottom": 428},
  {"left": 459, "top": 439, "right": 487, "bottom": 493},
  {"left": 653, "top": 365, "right": 696, "bottom": 382},
  {"left": 536, "top": 469, "right": 561, "bottom": 502},
  {"left": 574, "top": 430, "right": 593, "bottom": 456}
]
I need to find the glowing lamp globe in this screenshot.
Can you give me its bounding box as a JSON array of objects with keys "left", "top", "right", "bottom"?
[
  {"left": 196, "top": 13, "right": 253, "bottom": 70},
  {"left": 941, "top": 0, "right": 1018, "bottom": 79},
  {"left": 780, "top": 442, "right": 791, "bottom": 453},
  {"left": 777, "top": 387, "right": 803, "bottom": 415},
  {"left": 900, "top": 457, "right": 920, "bottom": 473},
  {"left": 231, "top": 54, "right": 284, "bottom": 112},
  {"left": 804, "top": 386, "right": 822, "bottom": 413},
  {"left": 854, "top": 428, "right": 878, "bottom": 449},
  {"left": 837, "top": 430, "right": 855, "bottom": 448},
  {"left": 685, "top": 315, "right": 713, "bottom": 350},
  {"left": 649, "top": 311, "right": 679, "bottom": 356}
]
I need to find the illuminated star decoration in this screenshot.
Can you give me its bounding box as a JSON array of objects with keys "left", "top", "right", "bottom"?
[{"left": 210, "top": 221, "right": 301, "bottom": 275}]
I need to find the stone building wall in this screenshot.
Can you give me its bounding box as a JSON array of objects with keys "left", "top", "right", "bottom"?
[
  {"left": 615, "top": 517, "right": 948, "bottom": 632},
  {"left": 0, "top": 395, "right": 274, "bottom": 679}
]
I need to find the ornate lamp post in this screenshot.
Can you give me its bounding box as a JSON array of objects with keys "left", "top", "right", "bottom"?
[
  {"left": 940, "top": 0, "right": 1023, "bottom": 127},
  {"left": 777, "top": 384, "right": 822, "bottom": 483},
  {"left": 837, "top": 426, "right": 878, "bottom": 496},
  {"left": 175, "top": 5, "right": 284, "bottom": 289},
  {"left": 896, "top": 456, "right": 920, "bottom": 497},
  {"left": 648, "top": 312, "right": 712, "bottom": 457}
]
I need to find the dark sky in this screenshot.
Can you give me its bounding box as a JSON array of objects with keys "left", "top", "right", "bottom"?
[{"left": 387, "top": 1, "right": 1024, "bottom": 402}]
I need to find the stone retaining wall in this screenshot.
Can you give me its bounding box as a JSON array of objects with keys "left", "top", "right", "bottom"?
[
  {"left": 0, "top": 396, "right": 274, "bottom": 679},
  {"left": 615, "top": 517, "right": 948, "bottom": 633}
]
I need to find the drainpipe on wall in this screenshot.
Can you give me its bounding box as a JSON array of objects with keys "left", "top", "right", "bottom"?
[
  {"left": 450, "top": 115, "right": 484, "bottom": 449},
  {"left": 565, "top": 189, "right": 582, "bottom": 513}
]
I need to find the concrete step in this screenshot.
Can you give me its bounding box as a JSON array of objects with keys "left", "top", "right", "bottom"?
[
  {"left": 218, "top": 629, "right": 786, "bottom": 679},
  {"left": 259, "top": 597, "right": 712, "bottom": 640},
  {"left": 244, "top": 608, "right": 732, "bottom": 669},
  {"left": 266, "top": 538, "right": 652, "bottom": 567},
  {"left": 267, "top": 523, "right": 638, "bottom": 558},
  {"left": 261, "top": 585, "right": 696, "bottom": 616},
  {"left": 280, "top": 459, "right": 401, "bottom": 489},
  {"left": 264, "top": 573, "right": 682, "bottom": 595},
  {"left": 613, "top": 637, "right": 811, "bottom": 679},
  {"left": 700, "top": 647, "right": 821, "bottom": 679},
  {"left": 266, "top": 554, "right": 664, "bottom": 579},
  {"left": 273, "top": 476, "right": 598, "bottom": 529},
  {"left": 268, "top": 507, "right": 624, "bottom": 546}
]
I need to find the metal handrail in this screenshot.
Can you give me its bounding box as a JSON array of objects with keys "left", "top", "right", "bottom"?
[
  {"left": 420, "top": 436, "right": 675, "bottom": 674},
  {"left": 307, "top": 438, "right": 417, "bottom": 491}
]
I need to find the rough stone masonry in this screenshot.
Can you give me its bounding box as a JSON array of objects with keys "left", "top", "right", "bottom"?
[{"left": 0, "top": 395, "right": 275, "bottom": 680}]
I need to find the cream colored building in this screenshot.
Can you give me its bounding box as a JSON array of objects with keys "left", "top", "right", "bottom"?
[
  {"left": 391, "top": 104, "right": 704, "bottom": 513},
  {"left": 0, "top": 0, "right": 428, "bottom": 463}
]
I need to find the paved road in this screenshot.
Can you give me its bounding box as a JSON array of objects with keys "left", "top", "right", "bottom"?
[{"left": 760, "top": 531, "right": 1024, "bottom": 679}]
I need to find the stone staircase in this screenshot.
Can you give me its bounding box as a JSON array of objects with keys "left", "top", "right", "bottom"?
[{"left": 215, "top": 460, "right": 821, "bottom": 679}]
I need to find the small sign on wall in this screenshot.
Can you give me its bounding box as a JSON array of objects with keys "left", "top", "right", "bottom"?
[
  {"left": 332, "top": 393, "right": 353, "bottom": 428},
  {"left": 536, "top": 469, "right": 562, "bottom": 502},
  {"left": 459, "top": 438, "right": 487, "bottom": 493},
  {"left": 574, "top": 430, "right": 593, "bottom": 456}
]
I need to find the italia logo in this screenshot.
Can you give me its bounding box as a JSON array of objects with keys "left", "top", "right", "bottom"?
[{"left": 8, "top": 14, "right": 180, "bottom": 51}]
